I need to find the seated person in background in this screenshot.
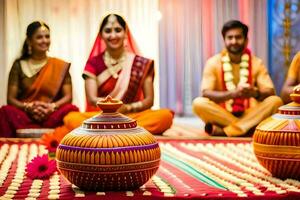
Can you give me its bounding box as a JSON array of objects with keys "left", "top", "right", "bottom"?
[
  {"left": 64, "top": 14, "right": 173, "bottom": 135},
  {"left": 192, "top": 20, "right": 283, "bottom": 137},
  {"left": 281, "top": 52, "right": 300, "bottom": 104},
  {"left": 0, "top": 21, "right": 78, "bottom": 137}
]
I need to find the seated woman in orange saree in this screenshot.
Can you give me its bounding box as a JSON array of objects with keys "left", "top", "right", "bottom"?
[
  {"left": 0, "top": 21, "right": 78, "bottom": 137},
  {"left": 64, "top": 14, "right": 173, "bottom": 135}
]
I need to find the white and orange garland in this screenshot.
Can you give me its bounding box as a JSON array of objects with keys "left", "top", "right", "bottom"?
[{"left": 221, "top": 50, "right": 251, "bottom": 113}]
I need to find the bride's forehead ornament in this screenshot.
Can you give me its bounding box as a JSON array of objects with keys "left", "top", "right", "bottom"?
[{"left": 108, "top": 15, "right": 117, "bottom": 26}]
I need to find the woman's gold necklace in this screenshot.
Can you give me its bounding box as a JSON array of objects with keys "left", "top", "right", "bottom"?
[{"left": 104, "top": 51, "right": 126, "bottom": 79}]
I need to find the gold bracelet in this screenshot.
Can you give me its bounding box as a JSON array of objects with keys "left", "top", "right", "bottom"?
[
  {"left": 126, "top": 104, "right": 133, "bottom": 113},
  {"left": 131, "top": 101, "right": 143, "bottom": 112},
  {"left": 23, "top": 102, "right": 33, "bottom": 112},
  {"left": 50, "top": 103, "right": 58, "bottom": 112}
]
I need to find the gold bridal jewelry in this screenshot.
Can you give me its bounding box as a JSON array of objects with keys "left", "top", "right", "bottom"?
[
  {"left": 107, "top": 15, "right": 117, "bottom": 27},
  {"left": 39, "top": 21, "right": 48, "bottom": 31},
  {"left": 221, "top": 53, "right": 249, "bottom": 111},
  {"left": 21, "top": 58, "right": 48, "bottom": 78},
  {"left": 104, "top": 51, "right": 126, "bottom": 79}
]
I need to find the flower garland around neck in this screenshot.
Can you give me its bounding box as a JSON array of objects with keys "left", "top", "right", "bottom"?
[
  {"left": 221, "top": 51, "right": 250, "bottom": 113},
  {"left": 104, "top": 50, "right": 127, "bottom": 79}
]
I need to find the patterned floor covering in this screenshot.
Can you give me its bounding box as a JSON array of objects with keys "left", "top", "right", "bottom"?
[{"left": 0, "top": 138, "right": 300, "bottom": 199}]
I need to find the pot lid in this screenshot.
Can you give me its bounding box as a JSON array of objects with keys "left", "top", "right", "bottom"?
[
  {"left": 278, "top": 85, "right": 300, "bottom": 115},
  {"left": 82, "top": 96, "right": 137, "bottom": 130}
]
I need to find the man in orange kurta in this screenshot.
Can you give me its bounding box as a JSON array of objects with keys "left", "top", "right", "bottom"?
[
  {"left": 281, "top": 52, "right": 300, "bottom": 104},
  {"left": 192, "top": 20, "right": 283, "bottom": 137}
]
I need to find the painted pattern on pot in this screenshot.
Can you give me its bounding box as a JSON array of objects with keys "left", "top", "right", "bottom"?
[
  {"left": 56, "top": 96, "right": 161, "bottom": 191},
  {"left": 253, "top": 86, "right": 300, "bottom": 180}
]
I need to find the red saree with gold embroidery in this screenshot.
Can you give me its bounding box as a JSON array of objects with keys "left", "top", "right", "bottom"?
[
  {"left": 60, "top": 16, "right": 173, "bottom": 135},
  {"left": 83, "top": 53, "right": 154, "bottom": 111},
  {"left": 63, "top": 53, "right": 173, "bottom": 135}
]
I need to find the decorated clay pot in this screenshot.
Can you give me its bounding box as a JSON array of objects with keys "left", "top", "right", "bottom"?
[
  {"left": 56, "top": 96, "right": 161, "bottom": 191},
  {"left": 253, "top": 86, "right": 300, "bottom": 180}
]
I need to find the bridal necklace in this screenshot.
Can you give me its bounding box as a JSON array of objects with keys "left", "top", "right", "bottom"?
[
  {"left": 104, "top": 50, "right": 126, "bottom": 79},
  {"left": 21, "top": 57, "right": 48, "bottom": 78}
]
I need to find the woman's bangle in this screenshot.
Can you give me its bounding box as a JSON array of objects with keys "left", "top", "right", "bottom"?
[
  {"left": 130, "top": 101, "right": 143, "bottom": 112},
  {"left": 126, "top": 104, "right": 133, "bottom": 113},
  {"left": 50, "top": 102, "right": 58, "bottom": 112},
  {"left": 23, "top": 102, "right": 33, "bottom": 112}
]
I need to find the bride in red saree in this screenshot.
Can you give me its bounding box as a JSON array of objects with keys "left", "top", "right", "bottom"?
[{"left": 64, "top": 14, "right": 173, "bottom": 134}]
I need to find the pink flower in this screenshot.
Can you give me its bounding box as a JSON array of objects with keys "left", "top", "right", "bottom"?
[{"left": 26, "top": 154, "right": 57, "bottom": 179}]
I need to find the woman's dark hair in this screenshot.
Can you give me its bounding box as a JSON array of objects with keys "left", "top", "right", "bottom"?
[
  {"left": 19, "top": 21, "right": 50, "bottom": 60},
  {"left": 221, "top": 20, "right": 248, "bottom": 39},
  {"left": 99, "top": 14, "right": 126, "bottom": 33}
]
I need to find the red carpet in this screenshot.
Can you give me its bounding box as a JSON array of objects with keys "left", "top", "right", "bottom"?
[{"left": 0, "top": 138, "right": 299, "bottom": 199}]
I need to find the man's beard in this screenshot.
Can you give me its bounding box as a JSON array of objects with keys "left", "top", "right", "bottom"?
[{"left": 226, "top": 44, "right": 245, "bottom": 55}]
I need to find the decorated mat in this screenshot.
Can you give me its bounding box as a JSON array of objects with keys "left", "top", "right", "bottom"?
[{"left": 0, "top": 138, "right": 300, "bottom": 199}]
